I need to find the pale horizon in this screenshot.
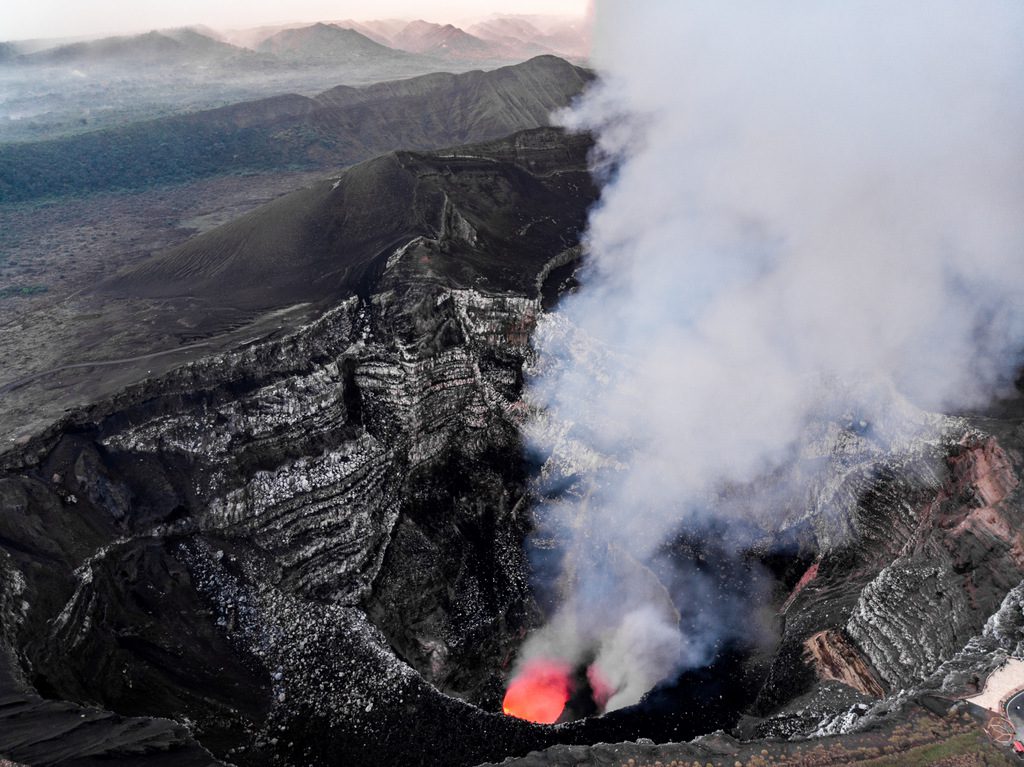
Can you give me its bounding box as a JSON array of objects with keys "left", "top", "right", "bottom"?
[{"left": 2, "top": 1, "right": 589, "bottom": 43}]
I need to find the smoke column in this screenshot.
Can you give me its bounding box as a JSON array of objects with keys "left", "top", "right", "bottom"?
[{"left": 512, "top": 1, "right": 1024, "bottom": 713}]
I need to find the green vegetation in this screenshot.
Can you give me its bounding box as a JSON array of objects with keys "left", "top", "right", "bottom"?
[
  {"left": 0, "top": 116, "right": 320, "bottom": 203},
  {"left": 851, "top": 732, "right": 1013, "bottom": 767},
  {"left": 0, "top": 284, "right": 48, "bottom": 299}
]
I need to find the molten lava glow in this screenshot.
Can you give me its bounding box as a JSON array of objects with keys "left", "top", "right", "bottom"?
[{"left": 502, "top": 660, "right": 572, "bottom": 723}]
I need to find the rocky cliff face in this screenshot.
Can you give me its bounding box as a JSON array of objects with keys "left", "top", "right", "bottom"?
[
  {"left": 0, "top": 270, "right": 559, "bottom": 766},
  {"left": 803, "top": 630, "right": 886, "bottom": 699},
  {"left": 518, "top": 297, "right": 1024, "bottom": 755},
  {"left": 470, "top": 357, "right": 1024, "bottom": 767},
  {"left": 741, "top": 416, "right": 1024, "bottom": 738}
]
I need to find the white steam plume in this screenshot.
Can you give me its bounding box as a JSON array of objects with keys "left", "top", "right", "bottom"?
[{"left": 514, "top": 1, "right": 1024, "bottom": 712}]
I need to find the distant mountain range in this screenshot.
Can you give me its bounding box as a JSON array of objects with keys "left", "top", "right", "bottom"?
[
  {"left": 469, "top": 15, "right": 590, "bottom": 60},
  {"left": 0, "top": 17, "right": 589, "bottom": 145},
  {"left": 254, "top": 22, "right": 408, "bottom": 65},
  {"left": 0, "top": 55, "right": 592, "bottom": 202},
  {"left": 18, "top": 28, "right": 269, "bottom": 69},
  {"left": 337, "top": 16, "right": 588, "bottom": 62},
  {"left": 389, "top": 20, "right": 496, "bottom": 58},
  {"left": 220, "top": 16, "right": 589, "bottom": 65},
  {"left": 3, "top": 17, "right": 589, "bottom": 70}
]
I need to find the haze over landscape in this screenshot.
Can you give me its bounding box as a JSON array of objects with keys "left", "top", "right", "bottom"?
[
  {"left": 2, "top": 0, "right": 589, "bottom": 41},
  {"left": 2, "top": 3, "right": 1024, "bottom": 767}
]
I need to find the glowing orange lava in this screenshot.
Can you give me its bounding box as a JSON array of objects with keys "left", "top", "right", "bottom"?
[{"left": 502, "top": 660, "right": 572, "bottom": 723}]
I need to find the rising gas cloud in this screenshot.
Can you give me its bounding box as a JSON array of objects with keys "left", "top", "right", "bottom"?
[{"left": 509, "top": 0, "right": 1024, "bottom": 716}]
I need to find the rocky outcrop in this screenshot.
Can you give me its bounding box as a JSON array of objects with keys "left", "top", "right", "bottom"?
[
  {"left": 782, "top": 562, "right": 820, "bottom": 613},
  {"left": 843, "top": 437, "right": 1024, "bottom": 692},
  {"left": 742, "top": 421, "right": 1024, "bottom": 743},
  {"left": 522, "top": 289, "right": 1024, "bottom": 731},
  {"left": 804, "top": 630, "right": 885, "bottom": 698},
  {"left": 476, "top": 403, "right": 1024, "bottom": 761}
]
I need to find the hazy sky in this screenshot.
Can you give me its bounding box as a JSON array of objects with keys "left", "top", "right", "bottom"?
[{"left": 2, "top": 0, "right": 588, "bottom": 41}]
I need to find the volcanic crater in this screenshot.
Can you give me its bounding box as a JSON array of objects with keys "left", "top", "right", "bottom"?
[{"left": 0, "top": 126, "right": 1023, "bottom": 767}]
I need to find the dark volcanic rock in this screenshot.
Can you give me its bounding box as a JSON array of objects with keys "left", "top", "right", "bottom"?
[
  {"left": 784, "top": 434, "right": 1024, "bottom": 692},
  {"left": 0, "top": 611, "right": 223, "bottom": 766},
  {"left": 0, "top": 128, "right": 602, "bottom": 767}
]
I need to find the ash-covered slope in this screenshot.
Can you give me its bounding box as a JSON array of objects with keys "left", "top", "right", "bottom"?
[
  {"left": 101, "top": 127, "right": 593, "bottom": 314},
  {"left": 313, "top": 54, "right": 586, "bottom": 132},
  {"left": 0, "top": 55, "right": 591, "bottom": 202}
]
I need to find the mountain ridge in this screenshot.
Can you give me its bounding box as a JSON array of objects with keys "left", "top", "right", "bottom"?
[
  {"left": 390, "top": 19, "right": 495, "bottom": 59},
  {"left": 100, "top": 126, "right": 596, "bottom": 314},
  {"left": 17, "top": 27, "right": 262, "bottom": 67},
  {"left": 0, "top": 55, "right": 592, "bottom": 202},
  {"left": 255, "top": 22, "right": 408, "bottom": 65}
]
